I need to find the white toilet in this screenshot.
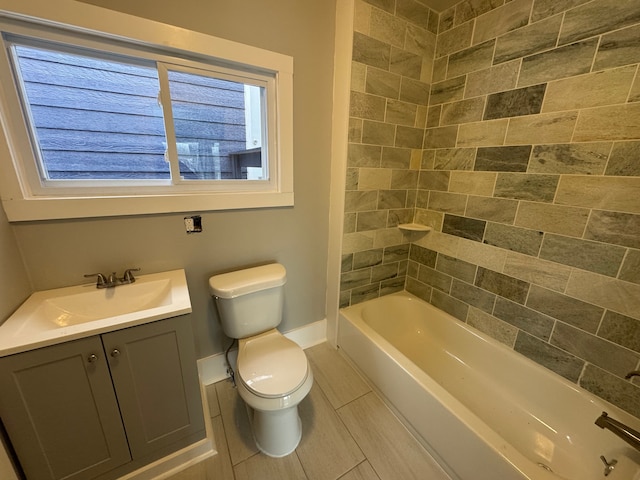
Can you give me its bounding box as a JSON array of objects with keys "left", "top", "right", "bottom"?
[{"left": 208, "top": 263, "right": 313, "bottom": 457}]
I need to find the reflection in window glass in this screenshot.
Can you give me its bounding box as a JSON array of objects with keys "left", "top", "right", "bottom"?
[
  {"left": 13, "top": 45, "right": 168, "bottom": 180},
  {"left": 167, "top": 70, "right": 265, "bottom": 180}
]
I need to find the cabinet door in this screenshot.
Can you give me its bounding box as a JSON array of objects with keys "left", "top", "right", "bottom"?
[
  {"left": 102, "top": 315, "right": 205, "bottom": 459},
  {"left": 0, "top": 337, "right": 131, "bottom": 480}
]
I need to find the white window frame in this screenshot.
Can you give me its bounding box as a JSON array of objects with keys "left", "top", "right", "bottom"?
[{"left": 0, "top": 0, "right": 294, "bottom": 221}]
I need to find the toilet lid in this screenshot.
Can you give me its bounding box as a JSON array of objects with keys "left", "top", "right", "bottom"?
[{"left": 237, "top": 332, "right": 308, "bottom": 398}]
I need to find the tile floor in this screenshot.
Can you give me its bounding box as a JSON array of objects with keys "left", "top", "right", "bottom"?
[{"left": 168, "top": 343, "right": 451, "bottom": 480}]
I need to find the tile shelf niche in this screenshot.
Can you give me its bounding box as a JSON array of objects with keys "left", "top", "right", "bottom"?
[{"left": 398, "top": 223, "right": 433, "bottom": 233}]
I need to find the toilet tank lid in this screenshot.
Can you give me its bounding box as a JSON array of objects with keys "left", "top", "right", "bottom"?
[{"left": 209, "top": 263, "right": 286, "bottom": 298}]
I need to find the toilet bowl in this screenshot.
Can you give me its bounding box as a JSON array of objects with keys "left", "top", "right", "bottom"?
[{"left": 208, "top": 264, "right": 313, "bottom": 457}]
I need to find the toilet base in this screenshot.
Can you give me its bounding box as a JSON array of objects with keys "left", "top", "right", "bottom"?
[{"left": 245, "top": 404, "right": 302, "bottom": 457}]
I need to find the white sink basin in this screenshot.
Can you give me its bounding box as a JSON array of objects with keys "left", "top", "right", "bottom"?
[{"left": 0, "top": 269, "right": 191, "bottom": 357}]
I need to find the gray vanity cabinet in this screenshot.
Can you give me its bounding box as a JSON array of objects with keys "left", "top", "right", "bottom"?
[{"left": 0, "top": 315, "right": 205, "bottom": 480}]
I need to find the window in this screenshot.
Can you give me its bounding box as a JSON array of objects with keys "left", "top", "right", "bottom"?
[{"left": 0, "top": 2, "right": 293, "bottom": 221}]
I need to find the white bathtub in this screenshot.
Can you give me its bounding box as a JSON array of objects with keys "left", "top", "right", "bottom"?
[{"left": 338, "top": 291, "right": 640, "bottom": 480}]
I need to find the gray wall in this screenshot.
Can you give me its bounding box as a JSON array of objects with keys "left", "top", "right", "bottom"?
[
  {"left": 341, "top": 0, "right": 640, "bottom": 420},
  {"left": 3, "top": 0, "right": 337, "bottom": 359},
  {"left": 0, "top": 204, "right": 31, "bottom": 323}
]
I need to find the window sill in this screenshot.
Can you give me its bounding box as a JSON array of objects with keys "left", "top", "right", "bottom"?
[{"left": 1, "top": 191, "right": 294, "bottom": 222}]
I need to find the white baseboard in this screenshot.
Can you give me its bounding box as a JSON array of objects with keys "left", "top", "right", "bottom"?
[{"left": 197, "top": 318, "right": 327, "bottom": 386}]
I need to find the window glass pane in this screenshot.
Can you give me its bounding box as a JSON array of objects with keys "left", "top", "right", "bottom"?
[
  {"left": 12, "top": 44, "right": 168, "bottom": 180},
  {"left": 167, "top": 69, "right": 265, "bottom": 180}
]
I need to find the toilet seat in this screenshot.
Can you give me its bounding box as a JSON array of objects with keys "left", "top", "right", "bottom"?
[{"left": 237, "top": 329, "right": 309, "bottom": 398}]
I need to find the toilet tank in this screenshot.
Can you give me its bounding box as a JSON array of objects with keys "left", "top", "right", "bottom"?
[{"left": 208, "top": 263, "right": 286, "bottom": 339}]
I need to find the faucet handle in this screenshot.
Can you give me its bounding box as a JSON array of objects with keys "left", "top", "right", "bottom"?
[
  {"left": 600, "top": 456, "right": 617, "bottom": 477},
  {"left": 84, "top": 273, "right": 107, "bottom": 287},
  {"left": 122, "top": 268, "right": 140, "bottom": 283}
]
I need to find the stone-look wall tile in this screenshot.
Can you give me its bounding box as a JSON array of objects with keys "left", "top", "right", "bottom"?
[
  {"left": 540, "top": 234, "right": 626, "bottom": 277},
  {"left": 341, "top": 269, "right": 372, "bottom": 291},
  {"left": 442, "top": 214, "right": 486, "bottom": 241},
  {"left": 528, "top": 143, "right": 611, "bottom": 175},
  {"left": 424, "top": 125, "right": 457, "bottom": 148},
  {"left": 629, "top": 71, "right": 640, "bottom": 103},
  {"left": 526, "top": 284, "right": 603, "bottom": 333},
  {"left": 594, "top": 24, "right": 640, "bottom": 71},
  {"left": 599, "top": 310, "right": 640, "bottom": 354},
  {"left": 350, "top": 91, "right": 386, "bottom": 121},
  {"left": 514, "top": 331, "right": 584, "bottom": 382},
  {"left": 552, "top": 323, "right": 640, "bottom": 377},
  {"left": 406, "top": 276, "right": 432, "bottom": 302},
  {"left": 434, "top": 148, "right": 476, "bottom": 170},
  {"left": 414, "top": 231, "right": 461, "bottom": 258},
  {"left": 400, "top": 77, "right": 430, "bottom": 105},
  {"left": 439, "top": 6, "right": 455, "bottom": 33},
  {"left": 484, "top": 84, "right": 546, "bottom": 120},
  {"left": 517, "top": 39, "right": 598, "bottom": 87},
  {"left": 493, "top": 14, "right": 562, "bottom": 65},
  {"left": 441, "top": 97, "right": 486, "bottom": 126},
  {"left": 472, "top": 0, "right": 533, "bottom": 46},
  {"left": 357, "top": 211, "right": 388, "bottom": 231},
  {"left": 345, "top": 190, "right": 379, "bottom": 212},
  {"left": 466, "top": 61, "right": 520, "bottom": 98},
  {"left": 456, "top": 238, "right": 507, "bottom": 272},
  {"left": 381, "top": 147, "right": 411, "bottom": 169},
  {"left": 358, "top": 167, "right": 392, "bottom": 190},
  {"left": 580, "top": 365, "right": 640, "bottom": 419},
  {"left": 447, "top": 40, "right": 495, "bottom": 78},
  {"left": 427, "top": 10, "right": 439, "bottom": 34},
  {"left": 542, "top": 66, "right": 637, "bottom": 113},
  {"left": 494, "top": 297, "right": 554, "bottom": 340},
  {"left": 362, "top": 0, "right": 394, "bottom": 14},
  {"left": 474, "top": 145, "right": 532, "bottom": 172},
  {"left": 384, "top": 243, "right": 410, "bottom": 263},
  {"left": 451, "top": 280, "right": 497, "bottom": 313},
  {"left": 343, "top": 231, "right": 375, "bottom": 255},
  {"left": 353, "top": 32, "right": 391, "bottom": 70},
  {"left": 349, "top": 144, "right": 382, "bottom": 168},
  {"left": 585, "top": 210, "right": 640, "bottom": 249},
  {"left": 353, "top": 248, "right": 384, "bottom": 269},
  {"left": 370, "top": 8, "right": 407, "bottom": 48},
  {"left": 475, "top": 267, "right": 530, "bottom": 303},
  {"left": 344, "top": 213, "right": 357, "bottom": 234},
  {"left": 388, "top": 208, "right": 413, "bottom": 226},
  {"left": 391, "top": 169, "right": 418, "bottom": 189},
  {"left": 430, "top": 76, "right": 466, "bottom": 105},
  {"left": 605, "top": 141, "right": 640, "bottom": 177},
  {"left": 428, "top": 191, "right": 467, "bottom": 215},
  {"left": 435, "top": 21, "right": 473, "bottom": 58},
  {"left": 373, "top": 227, "right": 404, "bottom": 248},
  {"left": 502, "top": 251, "right": 571, "bottom": 292},
  {"left": 386, "top": 100, "right": 418, "bottom": 127},
  {"left": 414, "top": 209, "right": 444, "bottom": 231},
  {"left": 483, "top": 222, "right": 543, "bottom": 255},
  {"left": 395, "top": 125, "right": 424, "bottom": 148},
  {"left": 449, "top": 171, "right": 496, "bottom": 196},
  {"left": 366, "top": 67, "right": 401, "bottom": 99},
  {"left": 573, "top": 104, "right": 640, "bottom": 142},
  {"left": 427, "top": 106, "right": 441, "bottom": 127},
  {"left": 405, "top": 23, "right": 436, "bottom": 56},
  {"left": 515, "top": 202, "right": 589, "bottom": 237},
  {"left": 409, "top": 243, "right": 437, "bottom": 267},
  {"left": 619, "top": 249, "right": 640, "bottom": 285},
  {"left": 436, "top": 254, "right": 477, "bottom": 283},
  {"left": 380, "top": 276, "right": 406, "bottom": 296},
  {"left": 530, "top": 0, "right": 591, "bottom": 23},
  {"left": 350, "top": 283, "right": 381, "bottom": 304},
  {"left": 466, "top": 196, "right": 518, "bottom": 224},
  {"left": 418, "top": 170, "right": 450, "bottom": 191},
  {"left": 372, "top": 263, "right": 400, "bottom": 283},
  {"left": 351, "top": 62, "right": 367, "bottom": 92},
  {"left": 505, "top": 111, "right": 578, "bottom": 145},
  {"left": 558, "top": 0, "right": 640, "bottom": 46},
  {"left": 417, "top": 265, "right": 453, "bottom": 292},
  {"left": 457, "top": 119, "right": 508, "bottom": 147},
  {"left": 455, "top": 0, "right": 505, "bottom": 26},
  {"left": 378, "top": 189, "right": 407, "bottom": 209},
  {"left": 430, "top": 289, "right": 470, "bottom": 321},
  {"left": 349, "top": 118, "right": 363, "bottom": 143},
  {"left": 566, "top": 270, "right": 640, "bottom": 321},
  {"left": 466, "top": 306, "right": 517, "bottom": 346},
  {"left": 494, "top": 173, "right": 558, "bottom": 202},
  {"left": 555, "top": 176, "right": 640, "bottom": 214},
  {"left": 432, "top": 57, "right": 448, "bottom": 83},
  {"left": 362, "top": 120, "right": 395, "bottom": 145},
  {"left": 342, "top": 253, "right": 354, "bottom": 273},
  {"left": 390, "top": 47, "right": 423, "bottom": 79},
  {"left": 395, "top": 0, "right": 431, "bottom": 29}
]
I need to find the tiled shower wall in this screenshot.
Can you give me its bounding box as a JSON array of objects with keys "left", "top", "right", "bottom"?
[{"left": 341, "top": 0, "right": 640, "bottom": 419}]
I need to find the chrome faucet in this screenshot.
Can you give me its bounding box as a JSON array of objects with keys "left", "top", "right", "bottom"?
[
  {"left": 84, "top": 268, "right": 140, "bottom": 288},
  {"left": 595, "top": 412, "right": 640, "bottom": 453}
]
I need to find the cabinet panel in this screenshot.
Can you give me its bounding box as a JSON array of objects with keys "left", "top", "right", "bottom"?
[
  {"left": 102, "top": 315, "right": 205, "bottom": 459},
  {"left": 0, "top": 337, "right": 131, "bottom": 480}
]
